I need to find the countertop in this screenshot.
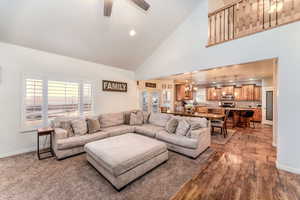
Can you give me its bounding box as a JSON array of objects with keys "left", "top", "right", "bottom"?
[{"left": 194, "top": 106, "right": 261, "bottom": 110}]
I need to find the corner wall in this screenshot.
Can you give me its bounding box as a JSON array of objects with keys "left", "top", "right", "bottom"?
[
  {"left": 0, "top": 42, "right": 138, "bottom": 158},
  {"left": 136, "top": 0, "right": 300, "bottom": 173}
]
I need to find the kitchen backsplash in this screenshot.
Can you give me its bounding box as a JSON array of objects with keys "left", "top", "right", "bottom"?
[{"left": 205, "top": 101, "right": 261, "bottom": 108}]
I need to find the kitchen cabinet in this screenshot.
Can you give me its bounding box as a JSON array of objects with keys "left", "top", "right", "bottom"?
[
  {"left": 207, "top": 84, "right": 261, "bottom": 102},
  {"left": 241, "top": 85, "right": 255, "bottom": 101},
  {"left": 254, "top": 86, "right": 262, "bottom": 101},
  {"left": 252, "top": 108, "right": 262, "bottom": 122},
  {"left": 207, "top": 87, "right": 221, "bottom": 101},
  {"left": 221, "top": 86, "right": 234, "bottom": 96},
  {"left": 176, "top": 84, "right": 193, "bottom": 101},
  {"left": 234, "top": 87, "right": 242, "bottom": 101}
]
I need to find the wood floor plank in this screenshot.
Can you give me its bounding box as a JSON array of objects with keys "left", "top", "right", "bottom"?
[{"left": 171, "top": 124, "right": 300, "bottom": 200}]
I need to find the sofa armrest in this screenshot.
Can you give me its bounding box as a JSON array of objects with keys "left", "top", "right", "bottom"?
[
  {"left": 53, "top": 128, "right": 68, "bottom": 140},
  {"left": 189, "top": 127, "right": 210, "bottom": 140}
]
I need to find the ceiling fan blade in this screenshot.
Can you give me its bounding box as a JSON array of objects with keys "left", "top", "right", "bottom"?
[
  {"left": 130, "top": 0, "right": 150, "bottom": 11},
  {"left": 104, "top": 0, "right": 113, "bottom": 17}
]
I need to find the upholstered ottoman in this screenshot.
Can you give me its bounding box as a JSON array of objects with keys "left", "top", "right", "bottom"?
[{"left": 84, "top": 133, "right": 168, "bottom": 190}]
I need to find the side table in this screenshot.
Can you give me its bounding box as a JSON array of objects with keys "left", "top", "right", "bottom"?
[{"left": 37, "top": 127, "right": 55, "bottom": 160}]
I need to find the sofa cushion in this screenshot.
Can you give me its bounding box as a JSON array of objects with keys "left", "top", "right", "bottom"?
[
  {"left": 86, "top": 118, "right": 101, "bottom": 133},
  {"left": 176, "top": 117, "right": 208, "bottom": 128},
  {"left": 71, "top": 119, "right": 88, "bottom": 136},
  {"left": 175, "top": 120, "right": 191, "bottom": 136},
  {"left": 123, "top": 110, "right": 139, "bottom": 125},
  {"left": 135, "top": 124, "right": 165, "bottom": 138},
  {"left": 99, "top": 112, "right": 124, "bottom": 128},
  {"left": 130, "top": 111, "right": 144, "bottom": 125},
  {"left": 149, "top": 113, "right": 171, "bottom": 127},
  {"left": 165, "top": 118, "right": 178, "bottom": 133},
  {"left": 60, "top": 121, "right": 74, "bottom": 137},
  {"left": 188, "top": 117, "right": 208, "bottom": 128},
  {"left": 101, "top": 125, "right": 135, "bottom": 137},
  {"left": 156, "top": 131, "right": 198, "bottom": 149},
  {"left": 54, "top": 128, "right": 68, "bottom": 140},
  {"left": 84, "top": 133, "right": 167, "bottom": 176},
  {"left": 56, "top": 131, "right": 109, "bottom": 150}
]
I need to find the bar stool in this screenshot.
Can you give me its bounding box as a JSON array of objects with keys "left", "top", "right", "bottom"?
[{"left": 239, "top": 110, "right": 255, "bottom": 128}]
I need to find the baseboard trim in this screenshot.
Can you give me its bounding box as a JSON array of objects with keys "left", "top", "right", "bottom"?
[
  {"left": 0, "top": 146, "right": 36, "bottom": 158},
  {"left": 276, "top": 161, "right": 300, "bottom": 174}
]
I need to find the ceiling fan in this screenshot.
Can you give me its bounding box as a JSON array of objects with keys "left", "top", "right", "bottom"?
[{"left": 104, "top": 0, "right": 150, "bottom": 17}]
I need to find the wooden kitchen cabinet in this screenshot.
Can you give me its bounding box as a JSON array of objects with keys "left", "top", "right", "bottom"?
[
  {"left": 252, "top": 108, "right": 262, "bottom": 122},
  {"left": 254, "top": 86, "right": 262, "bottom": 101},
  {"left": 234, "top": 87, "right": 242, "bottom": 101},
  {"left": 221, "top": 86, "right": 234, "bottom": 95},
  {"left": 241, "top": 85, "right": 255, "bottom": 101},
  {"left": 176, "top": 84, "right": 193, "bottom": 101},
  {"left": 207, "top": 87, "right": 221, "bottom": 101},
  {"left": 207, "top": 84, "right": 261, "bottom": 102}
]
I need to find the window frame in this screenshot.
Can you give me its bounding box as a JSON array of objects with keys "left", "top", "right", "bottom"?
[{"left": 21, "top": 74, "right": 95, "bottom": 131}]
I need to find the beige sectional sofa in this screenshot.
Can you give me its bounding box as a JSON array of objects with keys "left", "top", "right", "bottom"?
[{"left": 51, "top": 111, "right": 211, "bottom": 160}]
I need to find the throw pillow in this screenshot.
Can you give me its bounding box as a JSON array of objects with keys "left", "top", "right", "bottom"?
[
  {"left": 165, "top": 118, "right": 178, "bottom": 133},
  {"left": 149, "top": 113, "right": 171, "bottom": 127},
  {"left": 143, "top": 111, "right": 150, "bottom": 124},
  {"left": 124, "top": 110, "right": 138, "bottom": 124},
  {"left": 130, "top": 111, "right": 143, "bottom": 125},
  {"left": 71, "top": 119, "right": 88, "bottom": 136},
  {"left": 175, "top": 119, "right": 191, "bottom": 136},
  {"left": 86, "top": 118, "right": 101, "bottom": 134},
  {"left": 189, "top": 118, "right": 208, "bottom": 128},
  {"left": 60, "top": 121, "right": 74, "bottom": 137}
]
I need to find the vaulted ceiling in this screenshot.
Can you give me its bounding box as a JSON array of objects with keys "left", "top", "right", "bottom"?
[{"left": 0, "top": 0, "right": 199, "bottom": 70}]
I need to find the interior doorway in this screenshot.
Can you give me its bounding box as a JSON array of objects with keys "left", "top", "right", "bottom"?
[{"left": 262, "top": 87, "right": 274, "bottom": 125}]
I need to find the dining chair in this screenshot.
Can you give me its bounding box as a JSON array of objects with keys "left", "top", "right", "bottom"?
[{"left": 211, "top": 110, "right": 230, "bottom": 138}]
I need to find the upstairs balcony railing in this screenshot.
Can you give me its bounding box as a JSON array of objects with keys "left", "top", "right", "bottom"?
[{"left": 207, "top": 0, "right": 300, "bottom": 46}]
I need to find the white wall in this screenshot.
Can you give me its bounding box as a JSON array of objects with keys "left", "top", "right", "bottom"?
[
  {"left": 0, "top": 42, "right": 138, "bottom": 158},
  {"left": 262, "top": 77, "right": 274, "bottom": 87},
  {"left": 136, "top": 0, "right": 300, "bottom": 174}
]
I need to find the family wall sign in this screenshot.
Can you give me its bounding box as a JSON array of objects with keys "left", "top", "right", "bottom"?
[{"left": 102, "top": 80, "right": 128, "bottom": 92}]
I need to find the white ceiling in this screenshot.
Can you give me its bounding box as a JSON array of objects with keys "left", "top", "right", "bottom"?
[
  {"left": 158, "top": 59, "right": 275, "bottom": 85},
  {"left": 0, "top": 0, "right": 199, "bottom": 71}
]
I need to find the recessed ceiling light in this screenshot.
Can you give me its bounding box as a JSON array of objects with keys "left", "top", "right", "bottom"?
[
  {"left": 129, "top": 29, "right": 136, "bottom": 37},
  {"left": 212, "top": 81, "right": 217, "bottom": 84}
]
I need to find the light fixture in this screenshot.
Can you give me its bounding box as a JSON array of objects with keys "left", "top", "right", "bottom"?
[
  {"left": 129, "top": 29, "right": 136, "bottom": 37},
  {"left": 212, "top": 81, "right": 217, "bottom": 84}
]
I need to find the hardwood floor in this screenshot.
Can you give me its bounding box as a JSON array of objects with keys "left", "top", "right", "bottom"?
[{"left": 171, "top": 124, "right": 300, "bottom": 200}]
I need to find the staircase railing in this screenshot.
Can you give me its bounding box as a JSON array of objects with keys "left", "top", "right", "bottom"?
[{"left": 207, "top": 0, "right": 300, "bottom": 46}]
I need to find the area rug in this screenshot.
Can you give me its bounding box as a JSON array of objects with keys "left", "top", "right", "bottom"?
[
  {"left": 0, "top": 148, "right": 217, "bottom": 200},
  {"left": 211, "top": 129, "right": 237, "bottom": 145}
]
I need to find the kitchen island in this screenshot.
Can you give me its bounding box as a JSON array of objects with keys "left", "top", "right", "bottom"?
[
  {"left": 165, "top": 111, "right": 225, "bottom": 120},
  {"left": 169, "top": 106, "right": 262, "bottom": 128}
]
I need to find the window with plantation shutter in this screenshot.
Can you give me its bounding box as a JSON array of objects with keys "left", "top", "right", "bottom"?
[
  {"left": 22, "top": 76, "right": 94, "bottom": 129},
  {"left": 48, "top": 81, "right": 80, "bottom": 121},
  {"left": 24, "top": 78, "right": 43, "bottom": 126},
  {"left": 83, "top": 83, "right": 93, "bottom": 116}
]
